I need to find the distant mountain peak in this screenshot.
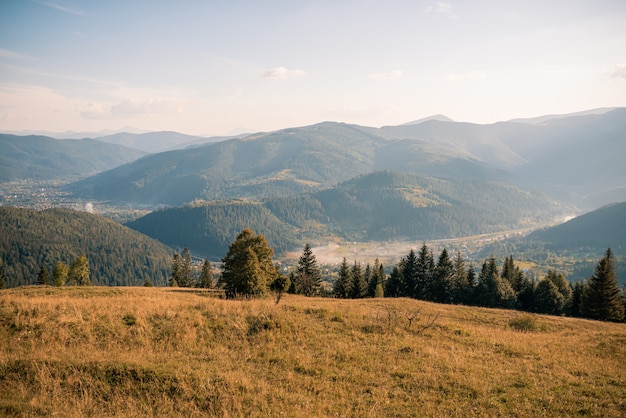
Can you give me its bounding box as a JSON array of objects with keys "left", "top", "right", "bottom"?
[{"left": 401, "top": 114, "right": 455, "bottom": 126}]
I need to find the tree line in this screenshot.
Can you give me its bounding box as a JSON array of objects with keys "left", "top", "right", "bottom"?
[{"left": 208, "top": 228, "right": 625, "bottom": 322}]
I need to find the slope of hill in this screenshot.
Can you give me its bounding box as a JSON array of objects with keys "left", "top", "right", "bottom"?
[
  {"left": 528, "top": 201, "right": 626, "bottom": 252},
  {"left": 474, "top": 201, "right": 626, "bottom": 283},
  {"left": 95, "top": 131, "right": 209, "bottom": 153},
  {"left": 0, "top": 207, "right": 173, "bottom": 288},
  {"left": 69, "top": 122, "right": 502, "bottom": 206},
  {"left": 0, "top": 134, "right": 147, "bottom": 183},
  {"left": 2, "top": 288, "right": 624, "bottom": 416},
  {"left": 126, "top": 171, "right": 566, "bottom": 258}
]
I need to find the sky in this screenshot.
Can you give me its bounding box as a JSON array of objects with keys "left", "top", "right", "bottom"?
[{"left": 1, "top": 0, "right": 625, "bottom": 136}]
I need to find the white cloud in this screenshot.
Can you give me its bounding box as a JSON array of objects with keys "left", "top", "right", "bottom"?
[
  {"left": 444, "top": 71, "right": 486, "bottom": 82},
  {"left": 437, "top": 2, "right": 453, "bottom": 14},
  {"left": 263, "top": 67, "right": 306, "bottom": 79},
  {"left": 33, "top": 1, "right": 85, "bottom": 16},
  {"left": 79, "top": 98, "right": 183, "bottom": 119},
  {"left": 0, "top": 49, "right": 31, "bottom": 60},
  {"left": 369, "top": 70, "right": 404, "bottom": 81},
  {"left": 423, "top": 2, "right": 458, "bottom": 18},
  {"left": 610, "top": 63, "right": 626, "bottom": 81}
]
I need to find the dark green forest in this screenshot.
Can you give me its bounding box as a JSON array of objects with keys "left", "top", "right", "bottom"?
[
  {"left": 0, "top": 207, "right": 173, "bottom": 288},
  {"left": 0, "top": 134, "right": 146, "bottom": 182},
  {"left": 127, "top": 171, "right": 566, "bottom": 258}
]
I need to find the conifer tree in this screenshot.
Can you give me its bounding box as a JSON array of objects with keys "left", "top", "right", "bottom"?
[
  {"left": 368, "top": 259, "right": 386, "bottom": 298},
  {"left": 535, "top": 278, "right": 565, "bottom": 315},
  {"left": 37, "top": 265, "right": 51, "bottom": 286},
  {"left": 385, "top": 265, "right": 404, "bottom": 298},
  {"left": 296, "top": 244, "right": 322, "bottom": 296},
  {"left": 179, "top": 247, "right": 194, "bottom": 287},
  {"left": 570, "top": 281, "right": 585, "bottom": 317},
  {"left": 452, "top": 251, "right": 469, "bottom": 304},
  {"left": 581, "top": 248, "right": 624, "bottom": 322},
  {"left": 53, "top": 261, "right": 68, "bottom": 287},
  {"left": 170, "top": 253, "right": 182, "bottom": 287},
  {"left": 333, "top": 258, "right": 352, "bottom": 298},
  {"left": 403, "top": 249, "right": 419, "bottom": 298},
  {"left": 198, "top": 259, "right": 214, "bottom": 288},
  {"left": 415, "top": 244, "right": 434, "bottom": 300},
  {"left": 350, "top": 261, "right": 368, "bottom": 299},
  {"left": 433, "top": 248, "right": 454, "bottom": 303},
  {"left": 476, "top": 257, "right": 516, "bottom": 309}
]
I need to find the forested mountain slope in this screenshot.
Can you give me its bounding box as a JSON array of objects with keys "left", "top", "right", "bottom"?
[
  {"left": 0, "top": 134, "right": 147, "bottom": 183},
  {"left": 127, "top": 171, "right": 566, "bottom": 258},
  {"left": 69, "top": 122, "right": 501, "bottom": 206},
  {"left": 0, "top": 207, "right": 173, "bottom": 288}
]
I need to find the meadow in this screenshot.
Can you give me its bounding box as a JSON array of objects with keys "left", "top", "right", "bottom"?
[{"left": 1, "top": 286, "right": 624, "bottom": 417}]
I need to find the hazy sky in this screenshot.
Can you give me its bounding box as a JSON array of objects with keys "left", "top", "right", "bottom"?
[{"left": 1, "top": 0, "right": 625, "bottom": 136}]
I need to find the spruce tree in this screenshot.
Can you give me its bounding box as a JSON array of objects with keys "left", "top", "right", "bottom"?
[
  {"left": 415, "top": 244, "right": 434, "bottom": 300},
  {"left": 368, "top": 259, "right": 386, "bottom": 298},
  {"left": 170, "top": 253, "right": 182, "bottom": 287},
  {"left": 451, "top": 251, "right": 469, "bottom": 304},
  {"left": 476, "top": 257, "right": 516, "bottom": 309},
  {"left": 403, "top": 249, "right": 419, "bottom": 298},
  {"left": 296, "top": 244, "right": 322, "bottom": 296},
  {"left": 179, "top": 247, "right": 194, "bottom": 287},
  {"left": 535, "top": 279, "right": 565, "bottom": 315},
  {"left": 198, "top": 259, "right": 214, "bottom": 288},
  {"left": 333, "top": 258, "right": 351, "bottom": 298},
  {"left": 433, "top": 248, "right": 454, "bottom": 303},
  {"left": 350, "top": 261, "right": 368, "bottom": 299},
  {"left": 570, "top": 281, "right": 585, "bottom": 317},
  {"left": 385, "top": 265, "right": 404, "bottom": 298},
  {"left": 37, "top": 265, "right": 51, "bottom": 286},
  {"left": 581, "top": 248, "right": 624, "bottom": 322}
]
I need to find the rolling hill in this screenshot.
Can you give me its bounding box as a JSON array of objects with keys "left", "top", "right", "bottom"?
[
  {"left": 126, "top": 171, "right": 566, "bottom": 259},
  {"left": 0, "top": 207, "right": 174, "bottom": 288},
  {"left": 474, "top": 201, "right": 626, "bottom": 284},
  {"left": 65, "top": 108, "right": 626, "bottom": 208},
  {"left": 68, "top": 122, "right": 503, "bottom": 206},
  {"left": 0, "top": 134, "right": 147, "bottom": 183}
]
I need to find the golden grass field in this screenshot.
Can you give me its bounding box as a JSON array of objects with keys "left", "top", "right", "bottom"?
[{"left": 1, "top": 286, "right": 625, "bottom": 417}]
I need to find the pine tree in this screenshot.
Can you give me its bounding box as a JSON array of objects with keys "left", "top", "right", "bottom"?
[
  {"left": 432, "top": 248, "right": 454, "bottom": 303},
  {"left": 403, "top": 249, "right": 419, "bottom": 298},
  {"left": 220, "top": 228, "right": 278, "bottom": 298},
  {"left": 37, "top": 265, "right": 51, "bottom": 286},
  {"left": 350, "top": 261, "right": 368, "bottom": 299},
  {"left": 68, "top": 255, "right": 90, "bottom": 286},
  {"left": 179, "top": 247, "right": 194, "bottom": 287},
  {"left": 53, "top": 261, "right": 68, "bottom": 287},
  {"left": 581, "top": 248, "right": 624, "bottom": 322},
  {"left": 368, "top": 259, "right": 386, "bottom": 298},
  {"left": 385, "top": 265, "right": 404, "bottom": 297},
  {"left": 170, "top": 253, "right": 182, "bottom": 287},
  {"left": 144, "top": 277, "right": 153, "bottom": 287},
  {"left": 296, "top": 244, "right": 322, "bottom": 296},
  {"left": 415, "top": 244, "right": 434, "bottom": 300},
  {"left": 451, "top": 251, "right": 469, "bottom": 304},
  {"left": 333, "top": 258, "right": 352, "bottom": 298},
  {"left": 535, "top": 278, "right": 565, "bottom": 315},
  {"left": 198, "top": 259, "right": 214, "bottom": 288},
  {"left": 570, "top": 281, "right": 585, "bottom": 317},
  {"left": 476, "top": 257, "right": 516, "bottom": 309}
]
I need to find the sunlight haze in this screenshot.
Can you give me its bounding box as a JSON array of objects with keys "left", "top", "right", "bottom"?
[{"left": 1, "top": 0, "right": 625, "bottom": 136}]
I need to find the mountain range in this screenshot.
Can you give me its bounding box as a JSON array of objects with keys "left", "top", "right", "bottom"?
[{"left": 56, "top": 107, "right": 625, "bottom": 209}]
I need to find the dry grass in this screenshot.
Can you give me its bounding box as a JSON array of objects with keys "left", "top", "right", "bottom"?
[{"left": 1, "top": 286, "right": 625, "bottom": 417}]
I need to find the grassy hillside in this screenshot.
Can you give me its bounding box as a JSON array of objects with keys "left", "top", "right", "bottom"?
[
  {"left": 0, "top": 207, "right": 173, "bottom": 287},
  {"left": 127, "top": 171, "right": 566, "bottom": 258},
  {"left": 1, "top": 287, "right": 624, "bottom": 416},
  {"left": 0, "top": 134, "right": 146, "bottom": 183}
]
